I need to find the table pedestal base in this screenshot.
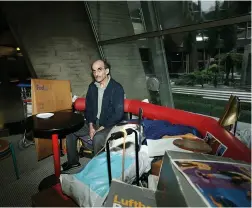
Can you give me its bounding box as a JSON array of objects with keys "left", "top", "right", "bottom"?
[
  {"left": 32, "top": 183, "right": 76, "bottom": 207},
  {"left": 38, "top": 174, "right": 60, "bottom": 192}
]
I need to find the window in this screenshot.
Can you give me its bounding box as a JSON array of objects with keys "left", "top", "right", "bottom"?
[{"left": 163, "top": 23, "right": 251, "bottom": 123}]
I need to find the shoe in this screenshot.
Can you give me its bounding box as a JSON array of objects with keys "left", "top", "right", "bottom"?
[
  {"left": 61, "top": 161, "right": 81, "bottom": 171},
  {"left": 61, "top": 161, "right": 68, "bottom": 169}
]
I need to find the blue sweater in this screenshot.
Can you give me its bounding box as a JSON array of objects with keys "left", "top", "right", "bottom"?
[{"left": 85, "top": 78, "right": 124, "bottom": 128}]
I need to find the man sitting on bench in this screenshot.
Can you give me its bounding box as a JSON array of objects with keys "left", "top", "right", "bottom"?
[{"left": 62, "top": 59, "right": 125, "bottom": 171}]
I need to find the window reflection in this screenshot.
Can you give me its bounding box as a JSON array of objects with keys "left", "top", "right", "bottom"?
[
  {"left": 159, "top": 23, "right": 251, "bottom": 122},
  {"left": 201, "top": 1, "right": 216, "bottom": 13},
  {"left": 154, "top": 1, "right": 250, "bottom": 31},
  {"left": 127, "top": 1, "right": 146, "bottom": 35},
  {"left": 123, "top": 21, "right": 251, "bottom": 122}
]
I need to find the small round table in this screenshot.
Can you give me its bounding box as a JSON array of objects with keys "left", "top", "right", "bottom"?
[{"left": 26, "top": 111, "right": 84, "bottom": 190}]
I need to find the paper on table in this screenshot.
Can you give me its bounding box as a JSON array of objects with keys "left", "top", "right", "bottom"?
[
  {"left": 147, "top": 138, "right": 192, "bottom": 157},
  {"left": 72, "top": 95, "right": 79, "bottom": 103}
]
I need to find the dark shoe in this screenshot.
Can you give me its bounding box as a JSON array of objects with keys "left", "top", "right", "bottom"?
[
  {"left": 61, "top": 161, "right": 68, "bottom": 169},
  {"left": 61, "top": 162, "right": 81, "bottom": 171}
]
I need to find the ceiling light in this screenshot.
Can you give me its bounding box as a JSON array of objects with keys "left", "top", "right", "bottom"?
[
  {"left": 196, "top": 36, "right": 209, "bottom": 41},
  {"left": 16, "top": 47, "right": 20, "bottom": 51},
  {"left": 196, "top": 36, "right": 203, "bottom": 41}
]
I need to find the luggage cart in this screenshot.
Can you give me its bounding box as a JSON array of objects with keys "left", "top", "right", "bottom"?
[
  {"left": 105, "top": 108, "right": 144, "bottom": 186},
  {"left": 105, "top": 128, "right": 140, "bottom": 186},
  {"left": 18, "top": 84, "right": 34, "bottom": 150}
]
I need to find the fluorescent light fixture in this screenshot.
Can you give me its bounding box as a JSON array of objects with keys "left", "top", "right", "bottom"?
[
  {"left": 16, "top": 47, "right": 20, "bottom": 51},
  {"left": 196, "top": 36, "right": 203, "bottom": 41},
  {"left": 196, "top": 36, "right": 209, "bottom": 41}
]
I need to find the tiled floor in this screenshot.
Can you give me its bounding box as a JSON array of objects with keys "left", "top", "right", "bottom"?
[{"left": 0, "top": 134, "right": 90, "bottom": 206}]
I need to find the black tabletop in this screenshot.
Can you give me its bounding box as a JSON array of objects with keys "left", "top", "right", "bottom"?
[{"left": 26, "top": 112, "right": 85, "bottom": 138}]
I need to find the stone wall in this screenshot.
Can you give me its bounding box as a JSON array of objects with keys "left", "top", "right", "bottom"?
[{"left": 2, "top": 1, "right": 99, "bottom": 96}]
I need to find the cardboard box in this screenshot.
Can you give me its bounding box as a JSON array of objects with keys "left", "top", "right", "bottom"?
[
  {"left": 156, "top": 150, "right": 250, "bottom": 207},
  {"left": 104, "top": 179, "right": 157, "bottom": 207}
]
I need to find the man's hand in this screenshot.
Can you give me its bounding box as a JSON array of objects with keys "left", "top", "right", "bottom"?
[
  {"left": 89, "top": 123, "right": 96, "bottom": 139},
  {"left": 89, "top": 127, "right": 96, "bottom": 139}
]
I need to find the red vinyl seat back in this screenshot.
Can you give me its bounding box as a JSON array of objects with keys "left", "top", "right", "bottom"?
[{"left": 74, "top": 98, "right": 251, "bottom": 163}]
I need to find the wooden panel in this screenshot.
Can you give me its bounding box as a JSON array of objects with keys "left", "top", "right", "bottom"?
[
  {"left": 34, "top": 138, "right": 53, "bottom": 160},
  {"left": 31, "top": 79, "right": 72, "bottom": 161}
]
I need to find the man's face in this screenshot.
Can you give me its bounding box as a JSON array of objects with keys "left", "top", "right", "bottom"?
[{"left": 92, "top": 60, "right": 109, "bottom": 83}]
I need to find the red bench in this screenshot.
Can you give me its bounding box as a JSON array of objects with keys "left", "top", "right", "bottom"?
[{"left": 75, "top": 98, "right": 251, "bottom": 163}]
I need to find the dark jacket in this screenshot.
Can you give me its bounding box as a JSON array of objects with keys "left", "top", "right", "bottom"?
[{"left": 85, "top": 78, "right": 124, "bottom": 128}]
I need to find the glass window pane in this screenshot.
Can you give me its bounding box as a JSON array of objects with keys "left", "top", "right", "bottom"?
[
  {"left": 87, "top": 2, "right": 136, "bottom": 41},
  {"left": 88, "top": 1, "right": 250, "bottom": 41},
  {"left": 155, "top": 1, "right": 251, "bottom": 31},
  {"left": 161, "top": 22, "right": 251, "bottom": 123},
  {"left": 128, "top": 1, "right": 146, "bottom": 35}
]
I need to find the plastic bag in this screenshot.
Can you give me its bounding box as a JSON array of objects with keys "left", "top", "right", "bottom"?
[{"left": 60, "top": 145, "right": 152, "bottom": 207}]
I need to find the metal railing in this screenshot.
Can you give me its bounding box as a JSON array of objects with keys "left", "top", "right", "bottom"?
[{"left": 172, "top": 87, "right": 251, "bottom": 103}]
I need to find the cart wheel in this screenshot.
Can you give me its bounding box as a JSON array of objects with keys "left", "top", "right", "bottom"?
[
  {"left": 18, "top": 138, "right": 26, "bottom": 150},
  {"left": 17, "top": 132, "right": 34, "bottom": 150}
]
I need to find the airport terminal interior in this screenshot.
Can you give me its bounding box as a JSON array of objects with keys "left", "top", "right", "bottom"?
[{"left": 0, "top": 1, "right": 251, "bottom": 207}]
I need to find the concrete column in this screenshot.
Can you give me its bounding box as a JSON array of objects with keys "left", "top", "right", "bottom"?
[{"left": 140, "top": 1, "right": 174, "bottom": 107}]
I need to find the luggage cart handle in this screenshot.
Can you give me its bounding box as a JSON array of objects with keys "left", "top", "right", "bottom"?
[
  {"left": 106, "top": 128, "right": 140, "bottom": 186},
  {"left": 110, "top": 128, "right": 134, "bottom": 140}
]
